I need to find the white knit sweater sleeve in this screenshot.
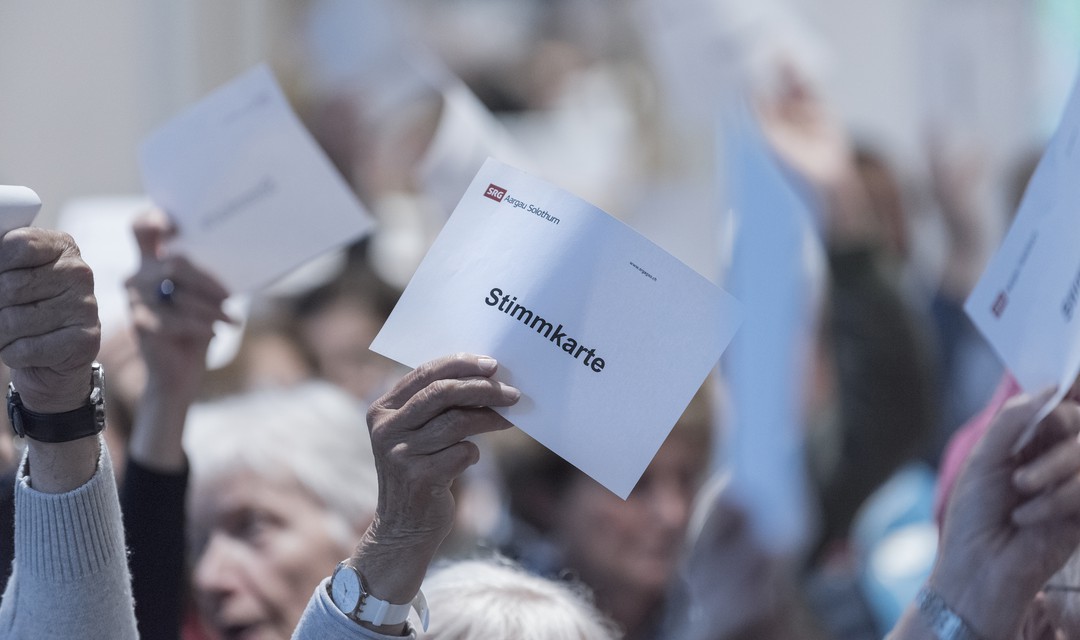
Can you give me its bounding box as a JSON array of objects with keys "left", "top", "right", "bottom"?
[{"left": 0, "top": 439, "right": 138, "bottom": 639}]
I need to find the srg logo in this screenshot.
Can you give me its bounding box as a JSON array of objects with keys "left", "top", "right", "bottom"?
[{"left": 484, "top": 184, "right": 507, "bottom": 202}]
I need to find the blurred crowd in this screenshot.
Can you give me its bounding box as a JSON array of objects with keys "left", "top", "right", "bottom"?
[{"left": 1, "top": 1, "right": 1079, "bottom": 639}]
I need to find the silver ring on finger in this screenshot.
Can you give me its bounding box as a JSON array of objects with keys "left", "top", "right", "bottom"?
[{"left": 157, "top": 278, "right": 176, "bottom": 304}]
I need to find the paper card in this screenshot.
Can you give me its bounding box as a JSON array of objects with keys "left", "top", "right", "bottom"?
[
  {"left": 720, "top": 106, "right": 817, "bottom": 554},
  {"left": 965, "top": 71, "right": 1080, "bottom": 431},
  {"left": 371, "top": 158, "right": 742, "bottom": 499},
  {"left": 138, "top": 64, "right": 375, "bottom": 294},
  {"left": 56, "top": 196, "right": 248, "bottom": 370},
  {"left": 0, "top": 185, "right": 41, "bottom": 235}
]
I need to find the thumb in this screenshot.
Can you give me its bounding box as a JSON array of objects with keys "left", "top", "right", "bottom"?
[
  {"left": 132, "top": 209, "right": 175, "bottom": 260},
  {"left": 977, "top": 386, "right": 1057, "bottom": 461}
]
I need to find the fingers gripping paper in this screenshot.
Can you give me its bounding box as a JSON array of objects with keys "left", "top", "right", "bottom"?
[{"left": 371, "top": 159, "right": 742, "bottom": 499}]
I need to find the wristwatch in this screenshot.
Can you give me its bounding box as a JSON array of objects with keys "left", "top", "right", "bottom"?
[
  {"left": 7, "top": 362, "right": 106, "bottom": 443},
  {"left": 916, "top": 587, "right": 985, "bottom": 640},
  {"left": 329, "top": 561, "right": 429, "bottom": 631}
]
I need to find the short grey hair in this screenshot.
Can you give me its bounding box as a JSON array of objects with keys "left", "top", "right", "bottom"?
[
  {"left": 422, "top": 558, "right": 620, "bottom": 640},
  {"left": 184, "top": 381, "right": 378, "bottom": 535}
]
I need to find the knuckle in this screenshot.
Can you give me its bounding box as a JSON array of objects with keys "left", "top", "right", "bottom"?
[
  {"left": 58, "top": 231, "right": 79, "bottom": 254},
  {"left": 81, "top": 322, "right": 102, "bottom": 346},
  {"left": 79, "top": 294, "right": 100, "bottom": 323},
  {"left": 426, "top": 410, "right": 461, "bottom": 439},
  {"left": 387, "top": 441, "right": 410, "bottom": 462},
  {"left": 419, "top": 379, "right": 452, "bottom": 405},
  {"left": 69, "top": 259, "right": 95, "bottom": 290},
  {"left": 366, "top": 403, "right": 387, "bottom": 431},
  {"left": 412, "top": 359, "right": 439, "bottom": 384},
  {"left": 449, "top": 441, "right": 479, "bottom": 470}
]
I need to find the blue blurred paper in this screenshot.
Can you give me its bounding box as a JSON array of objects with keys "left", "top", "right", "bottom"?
[{"left": 721, "top": 105, "right": 817, "bottom": 554}]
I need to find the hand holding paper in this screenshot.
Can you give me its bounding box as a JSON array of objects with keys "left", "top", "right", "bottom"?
[
  {"left": 965, "top": 70, "right": 1080, "bottom": 447},
  {"left": 371, "top": 159, "right": 741, "bottom": 498}
]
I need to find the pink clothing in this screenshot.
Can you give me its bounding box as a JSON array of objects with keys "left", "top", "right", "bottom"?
[{"left": 934, "top": 374, "right": 1022, "bottom": 525}]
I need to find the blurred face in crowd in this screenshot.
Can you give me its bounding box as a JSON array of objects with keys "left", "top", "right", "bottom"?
[
  {"left": 297, "top": 296, "right": 399, "bottom": 403},
  {"left": 189, "top": 468, "right": 362, "bottom": 640},
  {"left": 553, "top": 428, "right": 708, "bottom": 597}
]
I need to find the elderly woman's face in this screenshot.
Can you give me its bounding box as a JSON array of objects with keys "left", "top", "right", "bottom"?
[
  {"left": 189, "top": 468, "right": 357, "bottom": 640},
  {"left": 555, "top": 430, "right": 707, "bottom": 596}
]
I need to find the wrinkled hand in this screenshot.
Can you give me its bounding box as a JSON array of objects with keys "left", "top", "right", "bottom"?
[
  {"left": 352, "top": 354, "right": 519, "bottom": 611},
  {"left": 931, "top": 390, "right": 1080, "bottom": 640},
  {"left": 125, "top": 210, "right": 230, "bottom": 402},
  {"left": 0, "top": 228, "right": 100, "bottom": 413},
  {"left": 367, "top": 353, "right": 519, "bottom": 542}
]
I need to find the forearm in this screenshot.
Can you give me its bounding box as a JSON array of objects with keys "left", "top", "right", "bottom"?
[
  {"left": 18, "top": 374, "right": 99, "bottom": 494},
  {"left": 25, "top": 438, "right": 99, "bottom": 494},
  {"left": 127, "top": 381, "right": 191, "bottom": 472},
  {"left": 888, "top": 567, "right": 1029, "bottom": 640},
  {"left": 121, "top": 457, "right": 188, "bottom": 640},
  {"left": 344, "top": 517, "right": 443, "bottom": 636}
]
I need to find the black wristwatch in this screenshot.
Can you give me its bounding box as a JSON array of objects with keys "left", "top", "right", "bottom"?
[{"left": 7, "top": 363, "right": 106, "bottom": 443}]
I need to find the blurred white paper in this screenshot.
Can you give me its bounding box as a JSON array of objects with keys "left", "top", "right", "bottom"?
[
  {"left": 138, "top": 64, "right": 374, "bottom": 294},
  {"left": 965, "top": 71, "right": 1080, "bottom": 427},
  {"left": 720, "top": 106, "right": 817, "bottom": 554},
  {"left": 57, "top": 196, "right": 248, "bottom": 370},
  {"left": 371, "top": 159, "right": 742, "bottom": 499},
  {"left": 56, "top": 197, "right": 147, "bottom": 339},
  {"left": 0, "top": 185, "right": 41, "bottom": 235}
]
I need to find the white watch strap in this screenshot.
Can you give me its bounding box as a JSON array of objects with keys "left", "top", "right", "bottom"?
[
  {"left": 916, "top": 587, "right": 984, "bottom": 640},
  {"left": 359, "top": 589, "right": 429, "bottom": 630},
  {"left": 336, "top": 562, "right": 431, "bottom": 631}
]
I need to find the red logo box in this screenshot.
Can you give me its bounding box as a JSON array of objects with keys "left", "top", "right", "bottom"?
[{"left": 484, "top": 184, "right": 507, "bottom": 202}]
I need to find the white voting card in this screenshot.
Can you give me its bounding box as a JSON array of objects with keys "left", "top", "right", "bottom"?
[
  {"left": 965, "top": 71, "right": 1080, "bottom": 434},
  {"left": 138, "top": 64, "right": 374, "bottom": 294},
  {"left": 0, "top": 186, "right": 41, "bottom": 236},
  {"left": 720, "top": 106, "right": 817, "bottom": 554},
  {"left": 371, "top": 158, "right": 742, "bottom": 499}
]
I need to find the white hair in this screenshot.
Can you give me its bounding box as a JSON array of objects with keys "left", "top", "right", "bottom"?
[
  {"left": 183, "top": 381, "right": 378, "bottom": 537},
  {"left": 422, "top": 558, "right": 619, "bottom": 640}
]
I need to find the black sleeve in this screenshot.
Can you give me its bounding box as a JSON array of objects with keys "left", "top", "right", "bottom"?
[
  {"left": 0, "top": 469, "right": 14, "bottom": 597},
  {"left": 808, "top": 248, "right": 938, "bottom": 555},
  {"left": 121, "top": 456, "right": 189, "bottom": 640}
]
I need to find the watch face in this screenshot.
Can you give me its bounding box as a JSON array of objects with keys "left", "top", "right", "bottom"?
[{"left": 331, "top": 564, "right": 363, "bottom": 613}]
